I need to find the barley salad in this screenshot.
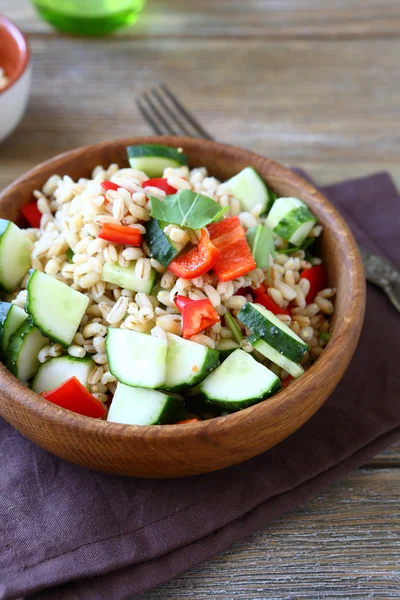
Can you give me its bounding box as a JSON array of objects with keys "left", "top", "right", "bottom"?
[{"left": 0, "top": 144, "right": 335, "bottom": 425}]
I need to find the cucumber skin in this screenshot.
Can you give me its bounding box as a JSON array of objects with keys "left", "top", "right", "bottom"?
[
  {"left": 144, "top": 219, "right": 179, "bottom": 268},
  {"left": 273, "top": 206, "right": 316, "bottom": 241},
  {"left": 6, "top": 319, "right": 47, "bottom": 380},
  {"left": 238, "top": 303, "right": 309, "bottom": 363},
  {"left": 0, "top": 302, "right": 13, "bottom": 357},
  {"left": 202, "top": 378, "right": 282, "bottom": 410},
  {"left": 126, "top": 144, "right": 188, "bottom": 164},
  {"left": 154, "top": 395, "right": 183, "bottom": 425},
  {"left": 162, "top": 349, "right": 220, "bottom": 393}
]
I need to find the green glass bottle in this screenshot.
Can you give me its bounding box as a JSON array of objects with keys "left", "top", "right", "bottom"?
[{"left": 32, "top": 0, "right": 147, "bottom": 36}]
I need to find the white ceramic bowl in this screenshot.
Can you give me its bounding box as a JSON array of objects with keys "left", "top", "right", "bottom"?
[{"left": 0, "top": 15, "right": 31, "bottom": 143}]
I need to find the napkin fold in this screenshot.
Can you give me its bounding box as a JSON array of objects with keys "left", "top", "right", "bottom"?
[{"left": 0, "top": 172, "right": 399, "bottom": 600}]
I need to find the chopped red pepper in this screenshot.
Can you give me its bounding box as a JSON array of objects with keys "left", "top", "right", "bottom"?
[
  {"left": 40, "top": 376, "right": 106, "bottom": 419},
  {"left": 101, "top": 180, "right": 120, "bottom": 192},
  {"left": 253, "top": 286, "right": 291, "bottom": 316},
  {"left": 143, "top": 178, "right": 177, "bottom": 195},
  {"left": 177, "top": 418, "right": 200, "bottom": 424},
  {"left": 168, "top": 230, "right": 220, "bottom": 280},
  {"left": 300, "top": 264, "right": 328, "bottom": 303},
  {"left": 98, "top": 223, "right": 142, "bottom": 246},
  {"left": 208, "top": 216, "right": 256, "bottom": 282},
  {"left": 21, "top": 201, "right": 42, "bottom": 228},
  {"left": 282, "top": 375, "right": 294, "bottom": 388},
  {"left": 174, "top": 295, "right": 220, "bottom": 339}
]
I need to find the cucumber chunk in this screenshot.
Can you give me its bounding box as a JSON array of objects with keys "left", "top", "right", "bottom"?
[
  {"left": 199, "top": 348, "right": 281, "bottom": 409},
  {"left": 0, "top": 220, "right": 32, "bottom": 292},
  {"left": 0, "top": 303, "right": 28, "bottom": 356},
  {"left": 238, "top": 302, "right": 309, "bottom": 363},
  {"left": 127, "top": 145, "right": 188, "bottom": 178},
  {"left": 266, "top": 197, "right": 317, "bottom": 246},
  {"left": 215, "top": 338, "right": 239, "bottom": 360},
  {"left": 162, "top": 332, "right": 219, "bottom": 391},
  {"left": 106, "top": 328, "right": 167, "bottom": 389},
  {"left": 144, "top": 218, "right": 181, "bottom": 268},
  {"left": 6, "top": 320, "right": 49, "bottom": 382},
  {"left": 31, "top": 355, "right": 94, "bottom": 394},
  {"left": 226, "top": 167, "right": 271, "bottom": 214},
  {"left": 26, "top": 270, "right": 89, "bottom": 347},
  {"left": 107, "top": 383, "right": 182, "bottom": 426},
  {"left": 249, "top": 334, "right": 304, "bottom": 378},
  {"left": 102, "top": 262, "right": 157, "bottom": 294}
]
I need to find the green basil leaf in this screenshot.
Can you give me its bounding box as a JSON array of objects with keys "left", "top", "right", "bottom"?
[{"left": 149, "top": 190, "right": 228, "bottom": 230}]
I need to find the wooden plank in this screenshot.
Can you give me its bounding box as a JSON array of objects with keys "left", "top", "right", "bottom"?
[
  {"left": 367, "top": 440, "right": 400, "bottom": 468},
  {"left": 1, "top": 36, "right": 400, "bottom": 193},
  {"left": 4, "top": 0, "right": 400, "bottom": 38},
  {"left": 135, "top": 469, "right": 400, "bottom": 599}
]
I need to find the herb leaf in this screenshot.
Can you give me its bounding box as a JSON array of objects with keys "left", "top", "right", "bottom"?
[{"left": 150, "top": 190, "right": 228, "bottom": 230}]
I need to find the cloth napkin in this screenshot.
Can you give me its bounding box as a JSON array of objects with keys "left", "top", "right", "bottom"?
[{"left": 0, "top": 172, "right": 399, "bottom": 600}]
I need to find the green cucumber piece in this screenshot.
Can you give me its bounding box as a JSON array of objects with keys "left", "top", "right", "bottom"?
[
  {"left": 238, "top": 302, "right": 309, "bottom": 363},
  {"left": 162, "top": 332, "right": 219, "bottom": 392},
  {"left": 6, "top": 320, "right": 49, "bottom": 382},
  {"left": 215, "top": 338, "right": 239, "bottom": 360},
  {"left": 107, "top": 383, "right": 182, "bottom": 425},
  {"left": 224, "top": 311, "right": 244, "bottom": 344},
  {"left": 266, "top": 197, "right": 317, "bottom": 246},
  {"left": 102, "top": 261, "right": 157, "bottom": 294},
  {"left": 0, "top": 220, "right": 32, "bottom": 292},
  {"left": 249, "top": 334, "right": 304, "bottom": 378},
  {"left": 246, "top": 224, "right": 276, "bottom": 268},
  {"left": 0, "top": 302, "right": 28, "bottom": 356},
  {"left": 199, "top": 348, "right": 281, "bottom": 410},
  {"left": 127, "top": 144, "right": 188, "bottom": 178},
  {"left": 144, "top": 218, "right": 180, "bottom": 268},
  {"left": 106, "top": 328, "right": 167, "bottom": 389},
  {"left": 26, "top": 270, "right": 89, "bottom": 347},
  {"left": 226, "top": 167, "right": 271, "bottom": 214},
  {"left": 31, "top": 355, "right": 94, "bottom": 394}
]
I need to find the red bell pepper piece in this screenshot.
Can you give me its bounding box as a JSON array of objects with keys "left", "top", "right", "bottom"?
[
  {"left": 101, "top": 180, "right": 120, "bottom": 192},
  {"left": 41, "top": 376, "right": 106, "bottom": 419},
  {"left": 253, "top": 286, "right": 291, "bottom": 316},
  {"left": 300, "top": 264, "right": 328, "bottom": 303},
  {"left": 143, "top": 178, "right": 177, "bottom": 195},
  {"left": 208, "top": 216, "right": 256, "bottom": 282},
  {"left": 168, "top": 230, "right": 220, "bottom": 280},
  {"left": 98, "top": 223, "right": 142, "bottom": 246},
  {"left": 282, "top": 375, "right": 294, "bottom": 388},
  {"left": 177, "top": 418, "right": 200, "bottom": 424},
  {"left": 174, "top": 295, "right": 220, "bottom": 338},
  {"left": 21, "top": 201, "right": 42, "bottom": 228}
]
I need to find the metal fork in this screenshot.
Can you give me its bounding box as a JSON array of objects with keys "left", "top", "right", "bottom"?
[{"left": 136, "top": 85, "right": 400, "bottom": 314}]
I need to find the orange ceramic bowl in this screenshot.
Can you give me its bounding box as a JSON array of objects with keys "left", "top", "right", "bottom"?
[{"left": 0, "top": 15, "right": 31, "bottom": 142}]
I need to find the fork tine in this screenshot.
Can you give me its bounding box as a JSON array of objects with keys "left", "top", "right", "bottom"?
[
  {"left": 160, "top": 84, "right": 214, "bottom": 141},
  {"left": 143, "top": 92, "right": 179, "bottom": 136},
  {"left": 136, "top": 98, "right": 164, "bottom": 136},
  {"left": 151, "top": 88, "right": 193, "bottom": 138}
]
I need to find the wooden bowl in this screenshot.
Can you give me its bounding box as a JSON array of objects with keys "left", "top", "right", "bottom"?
[{"left": 0, "top": 136, "right": 366, "bottom": 478}]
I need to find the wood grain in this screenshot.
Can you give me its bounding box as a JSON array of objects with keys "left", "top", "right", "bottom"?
[
  {"left": 1, "top": 36, "right": 400, "bottom": 191},
  {"left": 0, "top": 136, "right": 366, "bottom": 477},
  {"left": 136, "top": 469, "right": 400, "bottom": 599},
  {"left": 4, "top": 0, "right": 400, "bottom": 39}
]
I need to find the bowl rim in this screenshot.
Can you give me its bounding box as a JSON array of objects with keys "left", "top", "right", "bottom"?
[
  {"left": 0, "top": 14, "right": 30, "bottom": 97},
  {"left": 0, "top": 136, "right": 366, "bottom": 444}
]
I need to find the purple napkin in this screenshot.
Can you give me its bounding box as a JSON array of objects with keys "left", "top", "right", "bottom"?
[{"left": 0, "top": 172, "right": 399, "bottom": 600}]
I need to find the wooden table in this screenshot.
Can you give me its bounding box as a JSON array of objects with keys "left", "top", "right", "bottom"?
[{"left": 1, "top": 1, "right": 400, "bottom": 597}]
